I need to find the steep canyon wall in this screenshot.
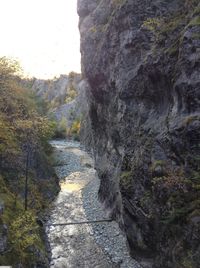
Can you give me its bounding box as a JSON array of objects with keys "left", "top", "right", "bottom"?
[{"left": 78, "top": 0, "right": 200, "bottom": 267}]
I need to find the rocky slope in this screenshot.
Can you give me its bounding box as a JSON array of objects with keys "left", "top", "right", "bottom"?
[
  {"left": 78, "top": 0, "right": 200, "bottom": 267},
  {"left": 32, "top": 73, "right": 84, "bottom": 131}
]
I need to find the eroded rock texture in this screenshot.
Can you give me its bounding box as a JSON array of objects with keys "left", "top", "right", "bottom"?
[
  {"left": 32, "top": 74, "right": 82, "bottom": 125},
  {"left": 78, "top": 0, "right": 200, "bottom": 267}
]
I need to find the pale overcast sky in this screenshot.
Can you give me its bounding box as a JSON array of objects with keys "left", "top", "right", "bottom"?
[{"left": 0, "top": 0, "right": 81, "bottom": 79}]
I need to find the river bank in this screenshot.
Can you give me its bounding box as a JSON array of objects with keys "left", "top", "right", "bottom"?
[{"left": 46, "top": 140, "right": 141, "bottom": 268}]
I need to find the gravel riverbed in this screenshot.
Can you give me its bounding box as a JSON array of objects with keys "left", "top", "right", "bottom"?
[{"left": 46, "top": 140, "right": 141, "bottom": 268}]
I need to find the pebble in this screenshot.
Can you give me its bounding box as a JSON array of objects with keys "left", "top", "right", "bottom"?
[{"left": 46, "top": 140, "right": 142, "bottom": 268}]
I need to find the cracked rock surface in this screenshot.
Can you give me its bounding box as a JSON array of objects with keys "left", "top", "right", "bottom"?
[{"left": 78, "top": 0, "right": 200, "bottom": 267}]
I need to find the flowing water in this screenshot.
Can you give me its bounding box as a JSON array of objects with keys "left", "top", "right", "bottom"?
[
  {"left": 45, "top": 140, "right": 113, "bottom": 268},
  {"left": 46, "top": 140, "right": 141, "bottom": 268}
]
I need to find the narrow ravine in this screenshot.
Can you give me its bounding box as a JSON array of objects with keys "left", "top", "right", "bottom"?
[{"left": 46, "top": 140, "right": 141, "bottom": 268}]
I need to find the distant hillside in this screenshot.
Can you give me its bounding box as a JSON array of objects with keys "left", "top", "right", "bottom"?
[{"left": 31, "top": 72, "right": 86, "bottom": 140}]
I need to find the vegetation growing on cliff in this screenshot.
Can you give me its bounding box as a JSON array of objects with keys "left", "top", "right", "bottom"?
[
  {"left": 0, "top": 57, "right": 58, "bottom": 267},
  {"left": 79, "top": 0, "right": 200, "bottom": 266},
  {"left": 142, "top": 0, "right": 200, "bottom": 59},
  {"left": 30, "top": 70, "right": 82, "bottom": 141}
]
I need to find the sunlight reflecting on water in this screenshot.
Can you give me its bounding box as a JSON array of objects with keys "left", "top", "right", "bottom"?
[{"left": 60, "top": 182, "right": 85, "bottom": 192}]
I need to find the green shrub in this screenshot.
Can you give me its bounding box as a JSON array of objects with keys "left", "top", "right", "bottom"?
[
  {"left": 119, "top": 171, "right": 132, "bottom": 192},
  {"left": 65, "top": 85, "right": 77, "bottom": 103},
  {"left": 70, "top": 118, "right": 81, "bottom": 135},
  {"left": 54, "top": 117, "right": 68, "bottom": 138}
]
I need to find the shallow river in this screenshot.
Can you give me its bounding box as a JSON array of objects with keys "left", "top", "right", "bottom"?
[{"left": 46, "top": 140, "right": 141, "bottom": 268}]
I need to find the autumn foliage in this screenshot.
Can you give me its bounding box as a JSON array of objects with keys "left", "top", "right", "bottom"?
[
  {"left": 0, "top": 57, "right": 55, "bottom": 170},
  {"left": 0, "top": 57, "right": 57, "bottom": 266}
]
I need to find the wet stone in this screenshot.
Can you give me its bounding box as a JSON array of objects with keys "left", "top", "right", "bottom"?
[{"left": 46, "top": 140, "right": 141, "bottom": 268}]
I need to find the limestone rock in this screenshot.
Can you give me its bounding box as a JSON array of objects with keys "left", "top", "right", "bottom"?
[{"left": 78, "top": 0, "right": 200, "bottom": 267}]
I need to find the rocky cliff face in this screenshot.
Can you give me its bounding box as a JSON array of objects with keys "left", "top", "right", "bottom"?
[
  {"left": 32, "top": 73, "right": 83, "bottom": 127},
  {"left": 32, "top": 74, "right": 80, "bottom": 103},
  {"left": 78, "top": 0, "right": 200, "bottom": 267}
]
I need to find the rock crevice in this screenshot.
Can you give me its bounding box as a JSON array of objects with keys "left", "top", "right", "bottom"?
[{"left": 78, "top": 0, "right": 200, "bottom": 267}]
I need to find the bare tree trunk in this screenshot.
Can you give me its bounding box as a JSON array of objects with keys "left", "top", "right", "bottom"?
[{"left": 24, "top": 150, "right": 29, "bottom": 211}]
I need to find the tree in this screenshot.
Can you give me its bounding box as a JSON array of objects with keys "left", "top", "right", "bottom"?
[
  {"left": 10, "top": 211, "right": 41, "bottom": 264},
  {"left": 0, "top": 57, "right": 56, "bottom": 210}
]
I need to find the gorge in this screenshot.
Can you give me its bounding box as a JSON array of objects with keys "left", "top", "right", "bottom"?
[{"left": 0, "top": 0, "right": 199, "bottom": 267}]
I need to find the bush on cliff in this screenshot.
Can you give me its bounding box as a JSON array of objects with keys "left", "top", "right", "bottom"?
[{"left": 0, "top": 57, "right": 59, "bottom": 267}]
